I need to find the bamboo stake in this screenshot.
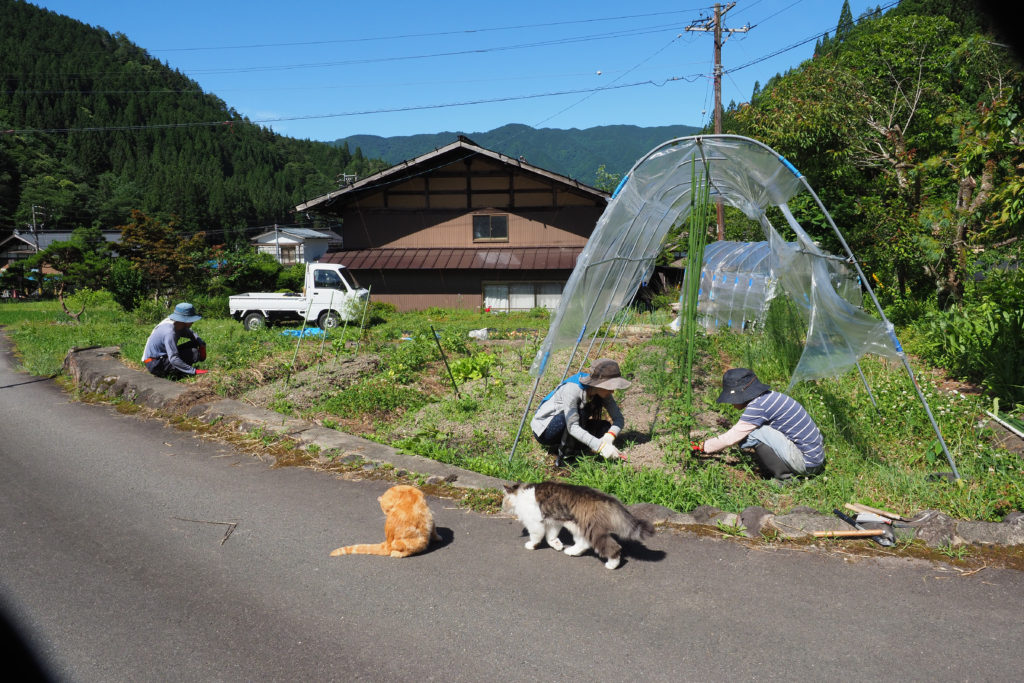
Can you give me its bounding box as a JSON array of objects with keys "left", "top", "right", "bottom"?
[
  {"left": 315, "top": 288, "right": 335, "bottom": 377},
  {"left": 431, "top": 325, "right": 460, "bottom": 399}
]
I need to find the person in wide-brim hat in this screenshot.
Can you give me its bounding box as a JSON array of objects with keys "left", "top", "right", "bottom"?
[
  {"left": 531, "top": 358, "right": 631, "bottom": 463},
  {"left": 693, "top": 368, "right": 825, "bottom": 482},
  {"left": 141, "top": 302, "right": 208, "bottom": 379}
]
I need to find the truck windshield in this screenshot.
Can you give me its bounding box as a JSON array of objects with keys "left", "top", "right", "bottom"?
[{"left": 313, "top": 269, "right": 349, "bottom": 291}]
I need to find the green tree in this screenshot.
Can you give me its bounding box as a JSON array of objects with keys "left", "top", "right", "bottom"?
[
  {"left": 593, "top": 164, "right": 622, "bottom": 193},
  {"left": 116, "top": 210, "right": 208, "bottom": 299},
  {"left": 24, "top": 224, "right": 112, "bottom": 292}
]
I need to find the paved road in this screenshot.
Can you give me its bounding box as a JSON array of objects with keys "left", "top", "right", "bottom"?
[{"left": 1, "top": 334, "right": 1022, "bottom": 682}]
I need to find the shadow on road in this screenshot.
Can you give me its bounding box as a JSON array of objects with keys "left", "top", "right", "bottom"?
[{"left": 0, "top": 373, "right": 59, "bottom": 390}]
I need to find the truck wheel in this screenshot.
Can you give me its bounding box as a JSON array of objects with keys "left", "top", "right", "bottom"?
[
  {"left": 243, "top": 312, "right": 266, "bottom": 331},
  {"left": 318, "top": 311, "right": 341, "bottom": 329}
]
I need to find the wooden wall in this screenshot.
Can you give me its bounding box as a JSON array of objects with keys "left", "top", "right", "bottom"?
[
  {"left": 353, "top": 269, "right": 571, "bottom": 312},
  {"left": 337, "top": 156, "right": 603, "bottom": 250}
]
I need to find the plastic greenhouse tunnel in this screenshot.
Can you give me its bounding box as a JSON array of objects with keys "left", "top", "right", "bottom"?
[{"left": 508, "top": 134, "right": 959, "bottom": 480}]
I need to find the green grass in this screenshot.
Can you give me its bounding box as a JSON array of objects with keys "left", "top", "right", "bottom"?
[{"left": 3, "top": 297, "right": 1021, "bottom": 521}]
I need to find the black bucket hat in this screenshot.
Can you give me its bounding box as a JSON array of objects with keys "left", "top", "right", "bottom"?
[
  {"left": 580, "top": 358, "right": 631, "bottom": 390},
  {"left": 716, "top": 368, "right": 770, "bottom": 404}
]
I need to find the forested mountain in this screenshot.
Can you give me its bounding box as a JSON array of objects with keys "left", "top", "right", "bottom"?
[
  {"left": 334, "top": 122, "right": 701, "bottom": 186},
  {"left": 0, "top": 0, "right": 388, "bottom": 244}
]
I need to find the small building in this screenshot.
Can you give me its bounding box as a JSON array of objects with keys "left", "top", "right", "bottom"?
[
  {"left": 0, "top": 229, "right": 121, "bottom": 266},
  {"left": 295, "top": 136, "right": 609, "bottom": 312},
  {"left": 251, "top": 227, "right": 342, "bottom": 265}
]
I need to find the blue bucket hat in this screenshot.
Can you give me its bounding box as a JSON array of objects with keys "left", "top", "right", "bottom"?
[{"left": 169, "top": 302, "right": 202, "bottom": 323}]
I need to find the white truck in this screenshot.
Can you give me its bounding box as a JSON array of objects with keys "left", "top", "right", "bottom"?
[{"left": 229, "top": 262, "right": 369, "bottom": 331}]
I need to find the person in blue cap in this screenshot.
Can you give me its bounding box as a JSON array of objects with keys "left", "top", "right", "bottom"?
[
  {"left": 141, "top": 302, "right": 208, "bottom": 378},
  {"left": 691, "top": 368, "right": 824, "bottom": 481}
]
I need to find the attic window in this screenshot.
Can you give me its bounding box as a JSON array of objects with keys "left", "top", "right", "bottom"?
[{"left": 473, "top": 214, "right": 508, "bottom": 242}]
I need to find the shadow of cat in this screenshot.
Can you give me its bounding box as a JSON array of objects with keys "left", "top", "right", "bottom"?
[
  {"left": 518, "top": 528, "right": 666, "bottom": 565},
  {"left": 428, "top": 527, "right": 455, "bottom": 553}
]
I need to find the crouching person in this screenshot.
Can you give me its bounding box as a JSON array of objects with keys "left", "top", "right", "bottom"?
[
  {"left": 141, "top": 302, "right": 208, "bottom": 379},
  {"left": 693, "top": 368, "right": 824, "bottom": 482},
  {"left": 531, "top": 358, "right": 631, "bottom": 465}
]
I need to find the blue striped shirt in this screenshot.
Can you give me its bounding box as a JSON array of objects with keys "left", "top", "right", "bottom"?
[{"left": 740, "top": 391, "right": 825, "bottom": 466}]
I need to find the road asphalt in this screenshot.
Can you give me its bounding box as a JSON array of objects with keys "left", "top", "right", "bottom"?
[{"left": 2, "top": 333, "right": 1023, "bottom": 681}]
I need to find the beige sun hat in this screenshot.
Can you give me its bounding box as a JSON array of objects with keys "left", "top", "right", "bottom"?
[{"left": 580, "top": 358, "right": 631, "bottom": 390}]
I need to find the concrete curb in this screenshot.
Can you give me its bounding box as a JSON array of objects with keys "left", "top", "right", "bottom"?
[
  {"left": 62, "top": 346, "right": 1023, "bottom": 548},
  {"left": 62, "top": 345, "right": 504, "bottom": 491}
]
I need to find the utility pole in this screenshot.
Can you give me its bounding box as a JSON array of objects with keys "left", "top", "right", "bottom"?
[
  {"left": 30, "top": 204, "right": 45, "bottom": 253},
  {"left": 30, "top": 205, "right": 46, "bottom": 295},
  {"left": 686, "top": 3, "right": 749, "bottom": 240}
]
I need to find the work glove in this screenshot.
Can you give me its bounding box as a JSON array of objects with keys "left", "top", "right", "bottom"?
[
  {"left": 689, "top": 440, "right": 705, "bottom": 454},
  {"left": 598, "top": 432, "right": 616, "bottom": 450},
  {"left": 194, "top": 369, "right": 209, "bottom": 375},
  {"left": 598, "top": 441, "right": 624, "bottom": 460}
]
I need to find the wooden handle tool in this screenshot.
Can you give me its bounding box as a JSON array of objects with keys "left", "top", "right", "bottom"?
[
  {"left": 812, "top": 529, "right": 885, "bottom": 538},
  {"left": 845, "top": 503, "right": 907, "bottom": 521}
]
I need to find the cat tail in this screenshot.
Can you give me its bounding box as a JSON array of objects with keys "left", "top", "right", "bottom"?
[
  {"left": 614, "top": 508, "right": 655, "bottom": 541},
  {"left": 329, "top": 542, "right": 390, "bottom": 556}
]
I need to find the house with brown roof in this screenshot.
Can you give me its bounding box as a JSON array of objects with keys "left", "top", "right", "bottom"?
[{"left": 295, "top": 136, "right": 609, "bottom": 312}]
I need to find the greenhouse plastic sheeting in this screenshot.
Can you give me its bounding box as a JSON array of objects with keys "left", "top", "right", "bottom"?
[
  {"left": 530, "top": 134, "right": 902, "bottom": 386},
  {"left": 698, "top": 241, "right": 776, "bottom": 332},
  {"left": 697, "top": 240, "right": 863, "bottom": 334}
]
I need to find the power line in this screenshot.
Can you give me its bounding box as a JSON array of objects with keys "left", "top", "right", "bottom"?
[{"left": 3, "top": 75, "right": 703, "bottom": 136}]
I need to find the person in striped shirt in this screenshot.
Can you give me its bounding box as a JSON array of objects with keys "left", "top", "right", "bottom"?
[{"left": 692, "top": 368, "right": 825, "bottom": 481}]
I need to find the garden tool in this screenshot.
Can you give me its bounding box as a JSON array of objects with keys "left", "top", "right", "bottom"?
[
  {"left": 844, "top": 503, "right": 929, "bottom": 528},
  {"left": 844, "top": 502, "right": 907, "bottom": 521},
  {"left": 833, "top": 509, "right": 894, "bottom": 547},
  {"left": 812, "top": 529, "right": 886, "bottom": 539}
]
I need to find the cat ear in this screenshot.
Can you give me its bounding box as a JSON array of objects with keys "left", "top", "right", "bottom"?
[{"left": 503, "top": 483, "right": 519, "bottom": 493}]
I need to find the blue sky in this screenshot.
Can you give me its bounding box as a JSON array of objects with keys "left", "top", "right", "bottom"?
[{"left": 29, "top": 0, "right": 888, "bottom": 141}]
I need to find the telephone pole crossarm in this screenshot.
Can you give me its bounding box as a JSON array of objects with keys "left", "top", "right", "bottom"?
[{"left": 684, "top": 2, "right": 750, "bottom": 239}]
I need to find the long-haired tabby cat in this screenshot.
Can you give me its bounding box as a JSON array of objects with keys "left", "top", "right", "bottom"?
[
  {"left": 502, "top": 481, "right": 654, "bottom": 569},
  {"left": 330, "top": 484, "right": 440, "bottom": 558}
]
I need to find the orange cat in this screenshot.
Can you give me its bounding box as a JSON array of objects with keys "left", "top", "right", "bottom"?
[{"left": 330, "top": 484, "right": 440, "bottom": 558}]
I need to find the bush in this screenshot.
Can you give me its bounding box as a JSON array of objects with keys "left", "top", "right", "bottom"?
[
  {"left": 367, "top": 301, "right": 397, "bottom": 324},
  {"left": 107, "top": 258, "right": 147, "bottom": 311},
  {"left": 917, "top": 303, "right": 1024, "bottom": 406},
  {"left": 186, "top": 293, "right": 230, "bottom": 319},
  {"left": 132, "top": 299, "right": 168, "bottom": 325},
  {"left": 276, "top": 263, "right": 306, "bottom": 292}
]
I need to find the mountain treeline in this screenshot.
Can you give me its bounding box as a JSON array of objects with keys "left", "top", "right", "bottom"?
[
  {"left": 0, "top": 0, "right": 387, "bottom": 243},
  {"left": 334, "top": 123, "right": 701, "bottom": 186}
]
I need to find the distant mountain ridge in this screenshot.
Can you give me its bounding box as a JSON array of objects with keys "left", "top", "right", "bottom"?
[{"left": 331, "top": 123, "right": 702, "bottom": 187}]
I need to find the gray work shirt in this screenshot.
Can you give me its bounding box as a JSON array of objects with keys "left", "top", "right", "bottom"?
[{"left": 141, "top": 319, "right": 204, "bottom": 375}]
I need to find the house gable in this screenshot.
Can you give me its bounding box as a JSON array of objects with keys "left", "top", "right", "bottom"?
[{"left": 295, "top": 137, "right": 610, "bottom": 311}]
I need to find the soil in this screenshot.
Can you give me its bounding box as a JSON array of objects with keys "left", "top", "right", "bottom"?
[
  {"left": 238, "top": 354, "right": 382, "bottom": 432},
  {"left": 219, "top": 332, "right": 1024, "bottom": 473}
]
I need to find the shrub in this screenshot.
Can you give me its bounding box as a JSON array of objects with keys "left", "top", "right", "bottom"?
[
  {"left": 107, "top": 258, "right": 147, "bottom": 311},
  {"left": 186, "top": 293, "right": 230, "bottom": 319},
  {"left": 276, "top": 263, "right": 306, "bottom": 292},
  {"left": 917, "top": 303, "right": 1024, "bottom": 406}
]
